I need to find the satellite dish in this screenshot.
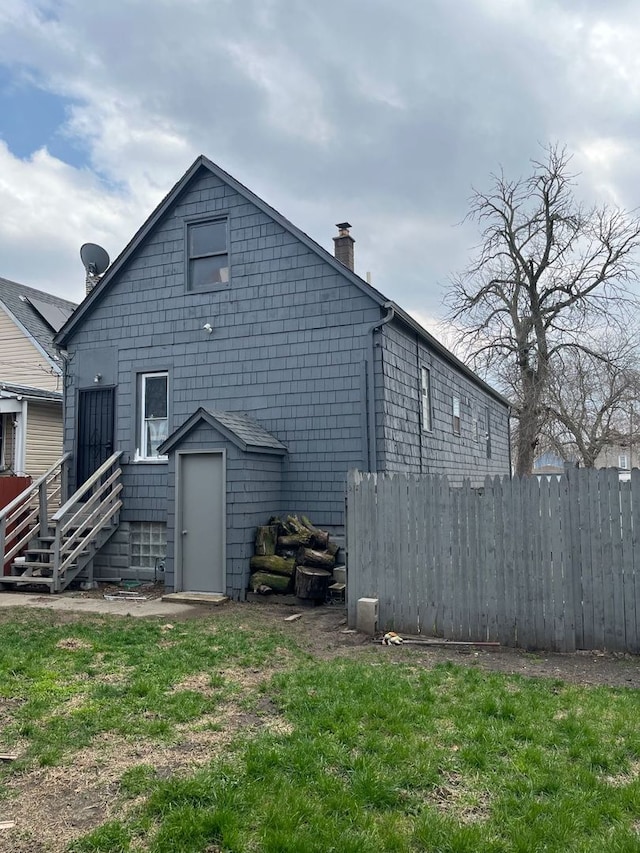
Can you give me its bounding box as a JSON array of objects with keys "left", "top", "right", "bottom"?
[{"left": 80, "top": 243, "right": 110, "bottom": 276}]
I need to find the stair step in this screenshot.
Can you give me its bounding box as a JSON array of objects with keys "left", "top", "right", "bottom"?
[{"left": 0, "top": 575, "right": 55, "bottom": 587}]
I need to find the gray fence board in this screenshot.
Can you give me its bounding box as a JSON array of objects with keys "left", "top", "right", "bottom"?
[{"left": 347, "top": 469, "right": 640, "bottom": 653}]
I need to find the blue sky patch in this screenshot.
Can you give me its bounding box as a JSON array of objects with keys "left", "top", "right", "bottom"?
[{"left": 0, "top": 66, "right": 87, "bottom": 167}]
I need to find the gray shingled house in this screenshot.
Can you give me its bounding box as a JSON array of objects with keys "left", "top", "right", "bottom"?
[{"left": 51, "top": 155, "right": 510, "bottom": 599}]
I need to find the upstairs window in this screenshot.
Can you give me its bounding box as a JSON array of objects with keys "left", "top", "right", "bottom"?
[
  {"left": 420, "top": 367, "right": 432, "bottom": 431},
  {"left": 452, "top": 396, "right": 461, "bottom": 435},
  {"left": 187, "top": 218, "right": 229, "bottom": 290},
  {"left": 137, "top": 372, "right": 168, "bottom": 461},
  {"left": 619, "top": 453, "right": 629, "bottom": 470}
]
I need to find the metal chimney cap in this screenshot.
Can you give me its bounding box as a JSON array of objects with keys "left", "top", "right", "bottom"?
[{"left": 336, "top": 222, "right": 352, "bottom": 234}]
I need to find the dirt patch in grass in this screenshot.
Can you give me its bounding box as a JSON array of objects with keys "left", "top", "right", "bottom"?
[
  {"left": 1, "top": 693, "right": 292, "bottom": 852},
  {"left": 429, "top": 770, "right": 491, "bottom": 824},
  {"left": 55, "top": 637, "right": 92, "bottom": 652},
  {"left": 246, "top": 601, "right": 640, "bottom": 689}
]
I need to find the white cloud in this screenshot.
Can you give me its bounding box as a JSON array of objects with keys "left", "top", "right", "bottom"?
[{"left": 1, "top": 0, "right": 640, "bottom": 319}]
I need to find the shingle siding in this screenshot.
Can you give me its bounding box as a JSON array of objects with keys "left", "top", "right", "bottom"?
[{"left": 378, "top": 322, "right": 510, "bottom": 484}]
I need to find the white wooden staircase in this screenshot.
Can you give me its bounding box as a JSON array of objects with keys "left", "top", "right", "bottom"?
[{"left": 0, "top": 451, "right": 123, "bottom": 592}]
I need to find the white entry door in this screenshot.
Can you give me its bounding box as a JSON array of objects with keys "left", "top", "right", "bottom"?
[{"left": 178, "top": 451, "right": 225, "bottom": 593}]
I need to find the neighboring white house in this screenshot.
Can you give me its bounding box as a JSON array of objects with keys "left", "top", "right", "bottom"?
[{"left": 0, "top": 277, "right": 76, "bottom": 480}]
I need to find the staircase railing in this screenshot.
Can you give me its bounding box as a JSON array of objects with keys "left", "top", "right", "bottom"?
[
  {"left": 0, "top": 453, "right": 71, "bottom": 569},
  {"left": 50, "top": 451, "right": 123, "bottom": 590}
]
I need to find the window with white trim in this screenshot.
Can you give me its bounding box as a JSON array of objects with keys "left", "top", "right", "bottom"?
[
  {"left": 137, "top": 372, "right": 168, "bottom": 460},
  {"left": 618, "top": 453, "right": 629, "bottom": 470},
  {"left": 187, "top": 218, "right": 229, "bottom": 290},
  {"left": 420, "top": 367, "right": 432, "bottom": 431},
  {"left": 452, "top": 396, "right": 461, "bottom": 435}
]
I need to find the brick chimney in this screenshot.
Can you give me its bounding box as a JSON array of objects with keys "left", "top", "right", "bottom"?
[{"left": 333, "top": 222, "right": 355, "bottom": 271}]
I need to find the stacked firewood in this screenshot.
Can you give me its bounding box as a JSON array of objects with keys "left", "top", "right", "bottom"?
[{"left": 249, "top": 515, "right": 338, "bottom": 600}]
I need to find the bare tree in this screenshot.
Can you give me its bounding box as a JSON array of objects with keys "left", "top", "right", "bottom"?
[
  {"left": 448, "top": 145, "right": 640, "bottom": 475},
  {"left": 542, "top": 340, "right": 640, "bottom": 467}
]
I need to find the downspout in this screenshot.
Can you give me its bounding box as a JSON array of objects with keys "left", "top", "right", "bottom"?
[
  {"left": 507, "top": 405, "right": 513, "bottom": 477},
  {"left": 15, "top": 399, "right": 27, "bottom": 476},
  {"left": 365, "top": 302, "right": 395, "bottom": 472}
]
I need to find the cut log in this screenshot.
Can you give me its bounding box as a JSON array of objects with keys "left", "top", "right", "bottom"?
[
  {"left": 296, "top": 547, "right": 336, "bottom": 570},
  {"left": 295, "top": 567, "right": 332, "bottom": 600},
  {"left": 300, "top": 516, "right": 329, "bottom": 549},
  {"left": 282, "top": 515, "right": 309, "bottom": 537},
  {"left": 325, "top": 541, "right": 339, "bottom": 558},
  {"left": 255, "top": 525, "right": 279, "bottom": 556},
  {"left": 250, "top": 555, "right": 296, "bottom": 577},
  {"left": 277, "top": 532, "right": 311, "bottom": 549},
  {"left": 250, "top": 571, "right": 292, "bottom": 594}
]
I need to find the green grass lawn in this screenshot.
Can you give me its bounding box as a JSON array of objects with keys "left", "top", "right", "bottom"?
[{"left": 0, "top": 608, "right": 639, "bottom": 853}]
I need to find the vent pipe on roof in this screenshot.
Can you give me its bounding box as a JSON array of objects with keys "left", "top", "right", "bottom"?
[{"left": 333, "top": 222, "right": 355, "bottom": 271}]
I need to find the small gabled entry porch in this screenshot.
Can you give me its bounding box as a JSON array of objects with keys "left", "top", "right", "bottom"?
[
  {"left": 159, "top": 408, "right": 288, "bottom": 600},
  {"left": 0, "top": 451, "right": 123, "bottom": 592}
]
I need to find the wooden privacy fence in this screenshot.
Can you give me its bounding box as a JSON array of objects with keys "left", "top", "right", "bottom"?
[{"left": 346, "top": 468, "right": 640, "bottom": 653}]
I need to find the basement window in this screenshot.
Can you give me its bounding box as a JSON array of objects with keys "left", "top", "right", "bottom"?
[
  {"left": 130, "top": 522, "right": 166, "bottom": 570},
  {"left": 187, "top": 217, "right": 229, "bottom": 290}
]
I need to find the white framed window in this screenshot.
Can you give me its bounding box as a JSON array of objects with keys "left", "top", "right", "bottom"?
[
  {"left": 452, "top": 396, "right": 461, "bottom": 435},
  {"left": 137, "top": 372, "right": 168, "bottom": 461},
  {"left": 618, "top": 453, "right": 629, "bottom": 470},
  {"left": 187, "top": 217, "right": 229, "bottom": 290},
  {"left": 420, "top": 367, "right": 432, "bottom": 431}
]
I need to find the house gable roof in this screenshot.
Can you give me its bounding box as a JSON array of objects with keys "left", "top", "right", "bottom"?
[
  {"left": 159, "top": 408, "right": 288, "bottom": 456},
  {"left": 0, "top": 276, "right": 76, "bottom": 371},
  {"left": 54, "top": 154, "right": 509, "bottom": 408}
]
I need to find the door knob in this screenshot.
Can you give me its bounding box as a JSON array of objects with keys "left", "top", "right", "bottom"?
[{"left": 181, "top": 529, "right": 188, "bottom": 535}]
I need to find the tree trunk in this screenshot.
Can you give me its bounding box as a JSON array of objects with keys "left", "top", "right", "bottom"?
[
  {"left": 250, "top": 555, "right": 296, "bottom": 577},
  {"left": 295, "top": 567, "right": 332, "bottom": 600}
]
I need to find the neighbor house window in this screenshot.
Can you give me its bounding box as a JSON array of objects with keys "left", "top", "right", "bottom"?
[
  {"left": 137, "top": 372, "right": 168, "bottom": 460},
  {"left": 452, "top": 396, "right": 461, "bottom": 435},
  {"left": 187, "top": 218, "right": 229, "bottom": 290},
  {"left": 619, "top": 453, "right": 629, "bottom": 470},
  {"left": 420, "top": 367, "right": 432, "bottom": 431}
]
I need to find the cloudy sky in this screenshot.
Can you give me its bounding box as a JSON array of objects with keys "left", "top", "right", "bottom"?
[{"left": 1, "top": 0, "right": 639, "bottom": 335}]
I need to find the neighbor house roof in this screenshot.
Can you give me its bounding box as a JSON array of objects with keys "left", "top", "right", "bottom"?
[
  {"left": 54, "top": 155, "right": 508, "bottom": 407},
  {"left": 159, "top": 408, "right": 288, "bottom": 456},
  {"left": 0, "top": 276, "right": 76, "bottom": 370},
  {"left": 0, "top": 381, "right": 62, "bottom": 402}
]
